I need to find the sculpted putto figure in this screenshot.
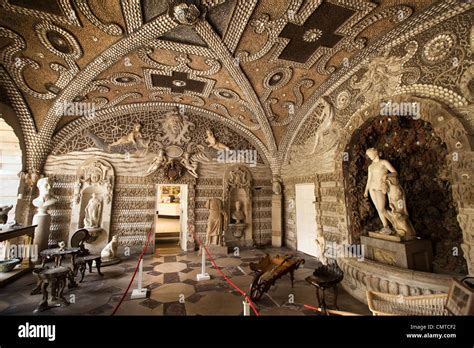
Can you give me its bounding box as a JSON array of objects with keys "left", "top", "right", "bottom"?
[
  {"left": 110, "top": 123, "right": 149, "bottom": 150},
  {"left": 180, "top": 152, "right": 198, "bottom": 178},
  {"left": 364, "top": 148, "right": 397, "bottom": 235},
  {"left": 146, "top": 149, "right": 167, "bottom": 176},
  {"left": 205, "top": 129, "right": 229, "bottom": 151}
]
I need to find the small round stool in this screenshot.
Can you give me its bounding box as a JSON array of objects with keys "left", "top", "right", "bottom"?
[
  {"left": 33, "top": 266, "right": 71, "bottom": 313},
  {"left": 305, "top": 263, "right": 344, "bottom": 310}
]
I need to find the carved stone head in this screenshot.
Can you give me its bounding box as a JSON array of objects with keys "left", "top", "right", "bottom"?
[
  {"left": 37, "top": 177, "right": 52, "bottom": 198},
  {"left": 133, "top": 123, "right": 142, "bottom": 132},
  {"left": 163, "top": 110, "right": 184, "bottom": 139},
  {"left": 365, "top": 148, "right": 379, "bottom": 160}
]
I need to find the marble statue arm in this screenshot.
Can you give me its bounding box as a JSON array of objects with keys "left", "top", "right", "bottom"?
[{"left": 383, "top": 160, "right": 397, "bottom": 174}]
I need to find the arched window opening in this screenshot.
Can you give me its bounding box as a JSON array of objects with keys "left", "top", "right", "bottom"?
[{"left": 0, "top": 117, "right": 22, "bottom": 223}]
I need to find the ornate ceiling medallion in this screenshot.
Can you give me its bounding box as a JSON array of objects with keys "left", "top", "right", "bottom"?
[
  {"left": 144, "top": 68, "right": 215, "bottom": 98},
  {"left": 35, "top": 22, "right": 82, "bottom": 59},
  {"left": 422, "top": 33, "right": 456, "bottom": 64},
  {"left": 110, "top": 73, "right": 142, "bottom": 86},
  {"left": 213, "top": 88, "right": 240, "bottom": 101},
  {"left": 303, "top": 28, "right": 323, "bottom": 43},
  {"left": 263, "top": 66, "right": 293, "bottom": 91}
]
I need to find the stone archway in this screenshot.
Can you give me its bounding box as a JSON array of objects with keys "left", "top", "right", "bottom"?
[{"left": 334, "top": 95, "right": 474, "bottom": 276}]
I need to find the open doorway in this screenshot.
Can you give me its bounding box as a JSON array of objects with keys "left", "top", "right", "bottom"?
[
  {"left": 295, "top": 183, "right": 320, "bottom": 258},
  {"left": 155, "top": 184, "right": 188, "bottom": 254}
]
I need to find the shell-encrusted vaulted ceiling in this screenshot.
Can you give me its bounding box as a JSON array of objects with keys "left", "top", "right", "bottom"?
[{"left": 0, "top": 0, "right": 472, "bottom": 173}]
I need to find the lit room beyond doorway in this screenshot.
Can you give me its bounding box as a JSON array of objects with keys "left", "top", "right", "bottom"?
[{"left": 155, "top": 184, "right": 188, "bottom": 255}]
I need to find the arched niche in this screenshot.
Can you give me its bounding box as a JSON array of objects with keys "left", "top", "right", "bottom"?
[
  {"left": 223, "top": 165, "right": 253, "bottom": 247},
  {"left": 334, "top": 95, "right": 473, "bottom": 275},
  {"left": 69, "top": 157, "right": 115, "bottom": 254}
]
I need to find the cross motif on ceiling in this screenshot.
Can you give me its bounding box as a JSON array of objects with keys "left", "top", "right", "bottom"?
[
  {"left": 277, "top": 2, "right": 355, "bottom": 64},
  {"left": 144, "top": 69, "right": 215, "bottom": 97}
]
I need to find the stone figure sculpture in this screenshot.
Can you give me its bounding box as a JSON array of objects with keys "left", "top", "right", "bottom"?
[
  {"left": 205, "top": 129, "right": 230, "bottom": 151},
  {"left": 83, "top": 193, "right": 102, "bottom": 228},
  {"left": 101, "top": 235, "right": 119, "bottom": 261},
  {"left": 109, "top": 123, "right": 149, "bottom": 155},
  {"left": 310, "top": 96, "right": 337, "bottom": 154},
  {"left": 384, "top": 173, "right": 416, "bottom": 240},
  {"left": 180, "top": 152, "right": 198, "bottom": 178},
  {"left": 205, "top": 198, "right": 227, "bottom": 246},
  {"left": 364, "top": 148, "right": 397, "bottom": 235},
  {"left": 146, "top": 149, "right": 167, "bottom": 176},
  {"left": 32, "top": 177, "right": 57, "bottom": 214},
  {"left": 231, "top": 201, "right": 245, "bottom": 224},
  {"left": 364, "top": 148, "right": 416, "bottom": 240},
  {"left": 0, "top": 205, "right": 13, "bottom": 224},
  {"left": 272, "top": 178, "right": 282, "bottom": 195}
]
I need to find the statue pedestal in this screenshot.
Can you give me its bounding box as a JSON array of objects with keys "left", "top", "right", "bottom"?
[
  {"left": 32, "top": 213, "right": 51, "bottom": 254},
  {"left": 361, "top": 235, "right": 433, "bottom": 272},
  {"left": 101, "top": 257, "right": 121, "bottom": 267},
  {"left": 228, "top": 223, "right": 247, "bottom": 239},
  {"left": 204, "top": 244, "right": 230, "bottom": 256}
]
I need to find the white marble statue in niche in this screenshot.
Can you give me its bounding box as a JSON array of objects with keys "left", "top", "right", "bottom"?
[
  {"left": 33, "top": 177, "right": 57, "bottom": 214},
  {"left": 364, "top": 148, "right": 416, "bottom": 240},
  {"left": 231, "top": 201, "right": 245, "bottom": 224},
  {"left": 83, "top": 193, "right": 102, "bottom": 228},
  {"left": 205, "top": 129, "right": 230, "bottom": 151}
]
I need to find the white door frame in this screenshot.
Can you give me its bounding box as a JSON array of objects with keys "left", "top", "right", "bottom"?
[
  {"left": 295, "top": 183, "right": 319, "bottom": 257},
  {"left": 155, "top": 184, "right": 188, "bottom": 251}
]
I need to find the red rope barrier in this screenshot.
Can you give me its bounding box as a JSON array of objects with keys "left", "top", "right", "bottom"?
[
  {"left": 111, "top": 222, "right": 259, "bottom": 316},
  {"left": 111, "top": 224, "right": 153, "bottom": 316},
  {"left": 192, "top": 231, "right": 260, "bottom": 316}
]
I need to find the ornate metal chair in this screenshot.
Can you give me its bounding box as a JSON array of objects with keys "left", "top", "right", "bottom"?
[{"left": 70, "top": 229, "right": 103, "bottom": 282}]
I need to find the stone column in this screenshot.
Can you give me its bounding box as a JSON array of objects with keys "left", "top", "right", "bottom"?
[
  {"left": 271, "top": 194, "right": 282, "bottom": 247},
  {"left": 271, "top": 177, "right": 283, "bottom": 247},
  {"left": 32, "top": 212, "right": 52, "bottom": 253}
]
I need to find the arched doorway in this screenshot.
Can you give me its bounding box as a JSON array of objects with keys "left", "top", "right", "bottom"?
[{"left": 0, "top": 117, "right": 22, "bottom": 223}]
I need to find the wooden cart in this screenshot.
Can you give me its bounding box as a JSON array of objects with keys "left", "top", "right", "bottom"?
[{"left": 249, "top": 254, "right": 305, "bottom": 301}]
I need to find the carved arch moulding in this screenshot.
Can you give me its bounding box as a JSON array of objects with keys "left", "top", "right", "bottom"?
[{"left": 334, "top": 95, "right": 474, "bottom": 275}]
